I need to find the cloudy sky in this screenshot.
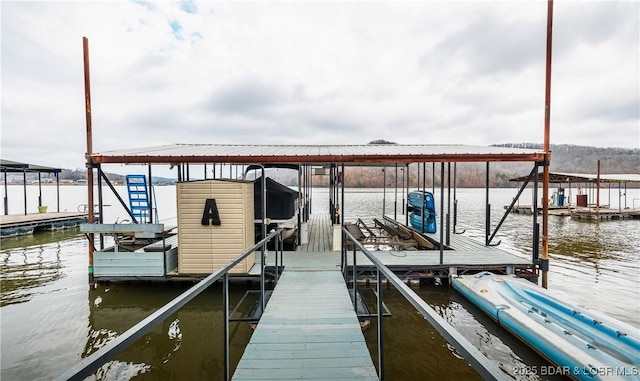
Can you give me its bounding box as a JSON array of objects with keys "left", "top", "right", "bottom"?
[{"left": 2, "top": 1, "right": 638, "bottom": 173}]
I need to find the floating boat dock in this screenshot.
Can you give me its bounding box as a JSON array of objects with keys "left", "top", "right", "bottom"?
[
  {"left": 0, "top": 212, "right": 89, "bottom": 237},
  {"left": 570, "top": 207, "right": 640, "bottom": 220},
  {"left": 508, "top": 172, "right": 640, "bottom": 220},
  {"left": 70, "top": 142, "right": 554, "bottom": 381}
]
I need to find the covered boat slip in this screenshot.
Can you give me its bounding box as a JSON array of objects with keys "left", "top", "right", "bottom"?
[
  {"left": 508, "top": 172, "right": 640, "bottom": 220},
  {"left": 84, "top": 143, "right": 547, "bottom": 280}
]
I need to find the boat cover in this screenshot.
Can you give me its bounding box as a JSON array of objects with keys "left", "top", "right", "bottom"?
[{"left": 254, "top": 177, "right": 299, "bottom": 220}]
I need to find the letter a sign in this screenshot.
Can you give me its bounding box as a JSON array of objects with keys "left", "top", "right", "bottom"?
[{"left": 201, "top": 198, "right": 221, "bottom": 226}]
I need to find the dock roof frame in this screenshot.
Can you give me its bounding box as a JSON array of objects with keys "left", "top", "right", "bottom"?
[
  {"left": 88, "top": 143, "right": 547, "bottom": 166},
  {"left": 0, "top": 159, "right": 62, "bottom": 174}
]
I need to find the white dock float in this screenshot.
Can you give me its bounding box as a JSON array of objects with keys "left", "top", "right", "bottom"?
[{"left": 233, "top": 269, "right": 378, "bottom": 380}]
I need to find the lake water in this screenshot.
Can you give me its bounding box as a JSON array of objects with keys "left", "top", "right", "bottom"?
[{"left": 1, "top": 185, "right": 638, "bottom": 380}]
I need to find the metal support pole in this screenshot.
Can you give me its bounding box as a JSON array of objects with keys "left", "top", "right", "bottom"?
[
  {"left": 3, "top": 172, "right": 8, "bottom": 215},
  {"left": 223, "top": 273, "right": 229, "bottom": 381},
  {"left": 446, "top": 162, "right": 451, "bottom": 246},
  {"left": 298, "top": 164, "right": 302, "bottom": 244},
  {"left": 439, "top": 163, "right": 444, "bottom": 264},
  {"left": 382, "top": 168, "right": 386, "bottom": 216},
  {"left": 394, "top": 163, "right": 398, "bottom": 220},
  {"left": 541, "top": 0, "right": 554, "bottom": 289},
  {"left": 148, "top": 166, "right": 153, "bottom": 224},
  {"left": 23, "top": 169, "right": 26, "bottom": 215},
  {"left": 352, "top": 245, "right": 357, "bottom": 311},
  {"left": 432, "top": 162, "right": 435, "bottom": 194},
  {"left": 38, "top": 172, "right": 42, "bottom": 207},
  {"left": 274, "top": 230, "right": 279, "bottom": 283},
  {"left": 453, "top": 163, "right": 458, "bottom": 233},
  {"left": 341, "top": 163, "right": 345, "bottom": 269},
  {"left": 261, "top": 166, "right": 266, "bottom": 312},
  {"left": 533, "top": 162, "right": 540, "bottom": 266},
  {"left": 405, "top": 164, "right": 409, "bottom": 226},
  {"left": 485, "top": 162, "right": 490, "bottom": 246},
  {"left": 422, "top": 163, "right": 426, "bottom": 232},
  {"left": 83, "top": 36, "right": 95, "bottom": 285},
  {"left": 56, "top": 173, "right": 60, "bottom": 212},
  {"left": 377, "top": 268, "right": 384, "bottom": 380},
  {"left": 97, "top": 166, "right": 104, "bottom": 249}
]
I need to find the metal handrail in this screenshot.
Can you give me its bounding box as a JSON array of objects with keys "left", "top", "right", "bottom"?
[
  {"left": 341, "top": 227, "right": 510, "bottom": 381},
  {"left": 56, "top": 228, "right": 284, "bottom": 381}
]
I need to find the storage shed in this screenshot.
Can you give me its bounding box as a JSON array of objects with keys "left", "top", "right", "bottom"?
[{"left": 177, "top": 179, "right": 255, "bottom": 274}]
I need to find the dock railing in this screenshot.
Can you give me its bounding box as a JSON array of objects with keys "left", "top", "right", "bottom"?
[
  {"left": 55, "top": 228, "right": 284, "bottom": 381},
  {"left": 341, "top": 227, "right": 510, "bottom": 381}
]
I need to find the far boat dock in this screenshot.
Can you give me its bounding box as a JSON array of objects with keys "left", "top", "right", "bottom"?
[
  {"left": 0, "top": 212, "right": 89, "bottom": 237},
  {"left": 508, "top": 171, "right": 640, "bottom": 220},
  {"left": 1, "top": 159, "right": 90, "bottom": 237}
]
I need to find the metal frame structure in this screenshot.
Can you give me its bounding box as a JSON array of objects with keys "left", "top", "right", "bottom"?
[
  {"left": 342, "top": 226, "right": 510, "bottom": 381},
  {"left": 55, "top": 228, "right": 283, "bottom": 381},
  {"left": 1, "top": 159, "right": 62, "bottom": 215}
]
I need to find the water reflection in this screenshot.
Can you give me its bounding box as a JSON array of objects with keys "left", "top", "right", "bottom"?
[
  {"left": 0, "top": 230, "right": 81, "bottom": 306},
  {"left": 360, "top": 282, "right": 571, "bottom": 380},
  {"left": 84, "top": 283, "right": 257, "bottom": 380}
]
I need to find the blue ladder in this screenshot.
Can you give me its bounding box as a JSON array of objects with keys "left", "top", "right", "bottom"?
[{"left": 126, "top": 175, "right": 151, "bottom": 223}]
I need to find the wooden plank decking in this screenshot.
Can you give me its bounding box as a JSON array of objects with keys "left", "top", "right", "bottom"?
[
  {"left": 252, "top": 213, "right": 531, "bottom": 273},
  {"left": 299, "top": 213, "right": 333, "bottom": 252},
  {"left": 233, "top": 269, "right": 378, "bottom": 380}
]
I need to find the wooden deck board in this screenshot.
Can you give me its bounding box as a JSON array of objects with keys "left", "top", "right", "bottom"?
[
  {"left": 233, "top": 269, "right": 378, "bottom": 380},
  {"left": 299, "top": 214, "right": 332, "bottom": 252},
  {"left": 251, "top": 213, "right": 531, "bottom": 274}
]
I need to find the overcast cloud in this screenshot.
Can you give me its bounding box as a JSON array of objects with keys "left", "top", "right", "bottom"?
[{"left": 1, "top": 1, "right": 638, "bottom": 173}]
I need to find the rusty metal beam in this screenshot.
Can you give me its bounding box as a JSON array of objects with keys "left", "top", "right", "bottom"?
[{"left": 89, "top": 153, "right": 545, "bottom": 165}]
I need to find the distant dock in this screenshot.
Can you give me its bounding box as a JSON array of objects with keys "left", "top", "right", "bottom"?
[
  {"left": 508, "top": 205, "right": 640, "bottom": 220},
  {"left": 0, "top": 212, "right": 88, "bottom": 237},
  {"left": 570, "top": 207, "right": 640, "bottom": 220}
]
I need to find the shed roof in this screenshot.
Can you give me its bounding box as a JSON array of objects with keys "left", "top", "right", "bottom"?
[
  {"left": 0, "top": 159, "right": 62, "bottom": 173},
  {"left": 90, "top": 144, "right": 546, "bottom": 165}
]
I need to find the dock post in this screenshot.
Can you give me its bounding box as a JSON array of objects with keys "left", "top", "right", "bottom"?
[
  {"left": 83, "top": 36, "right": 95, "bottom": 285},
  {"left": 541, "top": 0, "right": 554, "bottom": 289},
  {"left": 439, "top": 163, "right": 444, "bottom": 264},
  {"left": 223, "top": 273, "right": 230, "bottom": 381},
  {"left": 3, "top": 172, "right": 8, "bottom": 215},
  {"left": 446, "top": 162, "right": 451, "bottom": 246},
  {"left": 377, "top": 268, "right": 384, "bottom": 380}
]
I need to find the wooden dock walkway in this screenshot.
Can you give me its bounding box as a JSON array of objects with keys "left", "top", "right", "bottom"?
[
  {"left": 0, "top": 212, "right": 88, "bottom": 237},
  {"left": 299, "top": 213, "right": 333, "bottom": 252},
  {"left": 233, "top": 268, "right": 378, "bottom": 380}
]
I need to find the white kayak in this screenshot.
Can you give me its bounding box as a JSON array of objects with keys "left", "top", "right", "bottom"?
[{"left": 452, "top": 272, "right": 640, "bottom": 381}]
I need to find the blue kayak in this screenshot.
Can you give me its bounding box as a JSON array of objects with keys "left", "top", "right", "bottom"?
[{"left": 452, "top": 272, "right": 640, "bottom": 381}]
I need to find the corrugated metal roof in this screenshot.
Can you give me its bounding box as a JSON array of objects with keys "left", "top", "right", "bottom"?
[
  {"left": 90, "top": 144, "right": 546, "bottom": 165},
  {"left": 1, "top": 159, "right": 62, "bottom": 173},
  {"left": 510, "top": 172, "right": 640, "bottom": 183}
]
